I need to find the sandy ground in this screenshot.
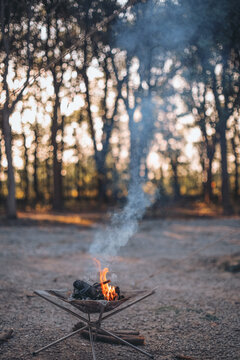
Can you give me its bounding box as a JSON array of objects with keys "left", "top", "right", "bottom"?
[{"left": 0, "top": 215, "right": 240, "bottom": 360}]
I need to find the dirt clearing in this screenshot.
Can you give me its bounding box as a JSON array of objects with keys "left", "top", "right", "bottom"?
[{"left": 0, "top": 216, "right": 239, "bottom": 360}]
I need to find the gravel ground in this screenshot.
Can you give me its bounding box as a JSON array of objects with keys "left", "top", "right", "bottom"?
[{"left": 0, "top": 216, "right": 240, "bottom": 360}]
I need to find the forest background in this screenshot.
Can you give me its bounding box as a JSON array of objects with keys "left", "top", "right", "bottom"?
[{"left": 0, "top": 0, "right": 239, "bottom": 219}]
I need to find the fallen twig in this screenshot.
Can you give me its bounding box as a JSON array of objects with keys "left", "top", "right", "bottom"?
[
  {"left": 175, "top": 355, "right": 196, "bottom": 360},
  {"left": 0, "top": 329, "right": 14, "bottom": 343}
]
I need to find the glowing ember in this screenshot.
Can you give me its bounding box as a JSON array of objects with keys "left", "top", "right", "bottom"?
[{"left": 94, "top": 258, "right": 118, "bottom": 301}]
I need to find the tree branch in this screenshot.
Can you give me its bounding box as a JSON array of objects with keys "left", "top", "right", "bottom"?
[{"left": 9, "top": 2, "right": 32, "bottom": 113}]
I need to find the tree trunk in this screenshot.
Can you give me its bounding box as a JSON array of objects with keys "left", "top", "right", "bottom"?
[
  {"left": 75, "top": 160, "right": 81, "bottom": 200},
  {"left": 205, "top": 142, "right": 216, "bottom": 203},
  {"left": 82, "top": 59, "right": 108, "bottom": 202},
  {"left": 202, "top": 164, "right": 207, "bottom": 201},
  {"left": 211, "top": 65, "right": 233, "bottom": 213},
  {"left": 219, "top": 125, "right": 232, "bottom": 213},
  {"left": 205, "top": 157, "right": 213, "bottom": 203},
  {"left": 52, "top": 98, "right": 62, "bottom": 210},
  {"left": 51, "top": 71, "right": 63, "bottom": 211},
  {"left": 129, "top": 108, "right": 140, "bottom": 186},
  {"left": 0, "top": 133, "right": 2, "bottom": 199},
  {"left": 171, "top": 159, "right": 180, "bottom": 200},
  {"left": 97, "top": 165, "right": 108, "bottom": 202},
  {"left": 159, "top": 166, "right": 166, "bottom": 199},
  {"left": 231, "top": 136, "right": 239, "bottom": 199},
  {"left": 73, "top": 128, "right": 82, "bottom": 201},
  {"left": 22, "top": 131, "right": 29, "bottom": 205},
  {"left": 45, "top": 156, "right": 51, "bottom": 204},
  {"left": 2, "top": 109, "right": 17, "bottom": 218},
  {"left": 33, "top": 126, "right": 40, "bottom": 202},
  {"left": 234, "top": 159, "right": 239, "bottom": 199}
]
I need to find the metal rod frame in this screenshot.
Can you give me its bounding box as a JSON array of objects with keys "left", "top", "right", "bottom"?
[{"left": 32, "top": 289, "right": 155, "bottom": 359}]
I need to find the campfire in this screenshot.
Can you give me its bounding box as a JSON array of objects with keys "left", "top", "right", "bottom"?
[
  {"left": 72, "top": 259, "right": 123, "bottom": 301},
  {"left": 32, "top": 260, "right": 156, "bottom": 359}
]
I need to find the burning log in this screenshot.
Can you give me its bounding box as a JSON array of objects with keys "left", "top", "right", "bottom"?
[
  {"left": 73, "top": 280, "right": 104, "bottom": 300},
  {"left": 93, "top": 280, "right": 111, "bottom": 288},
  {"left": 72, "top": 259, "right": 124, "bottom": 301},
  {"left": 72, "top": 279, "right": 123, "bottom": 301}
]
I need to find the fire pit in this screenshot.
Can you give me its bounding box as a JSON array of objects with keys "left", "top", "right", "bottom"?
[{"left": 32, "top": 264, "right": 155, "bottom": 359}]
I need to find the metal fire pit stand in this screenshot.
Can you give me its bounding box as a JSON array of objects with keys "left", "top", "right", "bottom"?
[{"left": 32, "top": 289, "right": 155, "bottom": 359}]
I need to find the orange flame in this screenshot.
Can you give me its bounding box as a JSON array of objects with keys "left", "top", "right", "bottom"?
[{"left": 94, "top": 258, "right": 118, "bottom": 301}]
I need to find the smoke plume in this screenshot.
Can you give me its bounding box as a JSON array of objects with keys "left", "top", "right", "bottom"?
[
  {"left": 89, "top": 2, "right": 161, "bottom": 260},
  {"left": 89, "top": 181, "right": 152, "bottom": 257}
]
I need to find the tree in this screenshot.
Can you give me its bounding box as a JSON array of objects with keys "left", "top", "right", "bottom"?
[
  {"left": 74, "top": 0, "right": 122, "bottom": 201},
  {"left": 40, "top": 0, "right": 76, "bottom": 210},
  {"left": 0, "top": 129, "right": 3, "bottom": 200},
  {"left": 230, "top": 116, "right": 240, "bottom": 199},
  {"left": 181, "top": 69, "right": 218, "bottom": 202},
  {"left": 172, "top": 0, "right": 240, "bottom": 211},
  {"left": 0, "top": 0, "right": 36, "bottom": 217},
  {"left": 21, "top": 119, "right": 30, "bottom": 205},
  {"left": 114, "top": 0, "right": 184, "bottom": 190}
]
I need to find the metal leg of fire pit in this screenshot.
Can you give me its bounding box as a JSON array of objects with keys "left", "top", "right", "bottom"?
[
  {"left": 33, "top": 289, "right": 155, "bottom": 359},
  {"left": 32, "top": 324, "right": 88, "bottom": 356},
  {"left": 88, "top": 314, "right": 97, "bottom": 360},
  {"left": 93, "top": 305, "right": 104, "bottom": 342},
  {"left": 33, "top": 290, "right": 90, "bottom": 325}
]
